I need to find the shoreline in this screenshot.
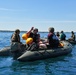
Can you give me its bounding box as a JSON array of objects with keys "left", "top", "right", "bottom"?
[
  {"left": 0, "top": 30, "right": 48, "bottom": 33},
  {"left": 0, "top": 30, "right": 71, "bottom": 33}
]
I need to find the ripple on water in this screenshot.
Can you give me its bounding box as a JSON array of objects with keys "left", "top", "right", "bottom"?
[{"left": 0, "top": 32, "right": 76, "bottom": 75}]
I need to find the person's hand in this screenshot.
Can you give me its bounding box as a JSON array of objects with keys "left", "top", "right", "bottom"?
[{"left": 31, "top": 27, "right": 34, "bottom": 31}]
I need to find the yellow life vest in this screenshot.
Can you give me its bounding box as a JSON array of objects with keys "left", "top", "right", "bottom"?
[
  {"left": 22, "top": 33, "right": 29, "bottom": 40},
  {"left": 26, "top": 38, "right": 33, "bottom": 44},
  {"left": 22, "top": 33, "right": 33, "bottom": 44}
]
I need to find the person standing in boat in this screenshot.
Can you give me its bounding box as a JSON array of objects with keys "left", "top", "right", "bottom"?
[
  {"left": 68, "top": 31, "right": 75, "bottom": 41},
  {"left": 47, "top": 27, "right": 59, "bottom": 48},
  {"left": 59, "top": 31, "right": 66, "bottom": 41}
]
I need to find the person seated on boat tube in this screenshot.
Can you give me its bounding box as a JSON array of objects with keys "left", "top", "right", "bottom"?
[
  {"left": 11, "top": 29, "right": 22, "bottom": 53},
  {"left": 27, "top": 27, "right": 48, "bottom": 49},
  {"left": 25, "top": 27, "right": 40, "bottom": 50},
  {"left": 47, "top": 27, "right": 59, "bottom": 48},
  {"left": 68, "top": 31, "right": 75, "bottom": 41},
  {"left": 59, "top": 31, "right": 66, "bottom": 41},
  {"left": 56, "top": 31, "right": 60, "bottom": 39},
  {"left": 11, "top": 29, "right": 20, "bottom": 43}
]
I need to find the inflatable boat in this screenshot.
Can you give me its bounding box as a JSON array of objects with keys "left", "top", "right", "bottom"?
[
  {"left": 17, "top": 41, "right": 72, "bottom": 61},
  {"left": 0, "top": 46, "right": 11, "bottom": 56},
  {"left": 68, "top": 40, "right": 76, "bottom": 44},
  {"left": 40, "top": 38, "right": 76, "bottom": 45},
  {"left": 0, "top": 41, "right": 72, "bottom": 62}
]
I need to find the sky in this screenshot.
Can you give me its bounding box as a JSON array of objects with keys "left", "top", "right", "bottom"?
[{"left": 0, "top": 0, "right": 76, "bottom": 32}]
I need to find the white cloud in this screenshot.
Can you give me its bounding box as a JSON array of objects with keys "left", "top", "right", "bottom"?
[
  {"left": 17, "top": 20, "right": 76, "bottom": 23},
  {"left": 0, "top": 8, "right": 27, "bottom": 11},
  {"left": 15, "top": 19, "right": 76, "bottom": 23},
  {"left": 32, "top": 20, "right": 76, "bottom": 23},
  {"left": 0, "top": 8, "right": 12, "bottom": 11},
  {"left": 0, "top": 16, "right": 11, "bottom": 19}
]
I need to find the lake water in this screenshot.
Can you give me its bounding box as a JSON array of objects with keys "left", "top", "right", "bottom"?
[{"left": 0, "top": 31, "right": 76, "bottom": 75}]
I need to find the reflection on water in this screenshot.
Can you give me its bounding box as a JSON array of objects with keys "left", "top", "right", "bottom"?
[{"left": 0, "top": 50, "right": 76, "bottom": 75}]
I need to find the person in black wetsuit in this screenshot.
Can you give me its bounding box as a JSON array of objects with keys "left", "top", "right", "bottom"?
[{"left": 26, "top": 27, "right": 40, "bottom": 50}]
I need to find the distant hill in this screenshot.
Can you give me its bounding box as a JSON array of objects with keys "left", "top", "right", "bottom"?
[{"left": 0, "top": 30, "right": 48, "bottom": 33}]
